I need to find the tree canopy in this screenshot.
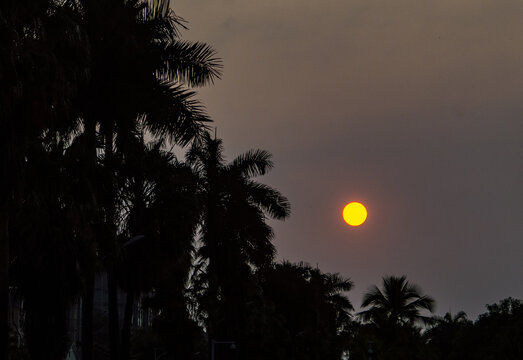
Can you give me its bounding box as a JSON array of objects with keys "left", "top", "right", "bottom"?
[{"left": 1, "top": 1, "right": 521, "bottom": 360}]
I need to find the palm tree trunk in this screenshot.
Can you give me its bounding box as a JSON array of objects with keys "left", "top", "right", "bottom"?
[
  {"left": 105, "top": 124, "right": 119, "bottom": 360},
  {"left": 0, "top": 206, "right": 8, "bottom": 360},
  {"left": 108, "top": 268, "right": 119, "bottom": 360},
  {"left": 82, "top": 117, "right": 97, "bottom": 360},
  {"left": 82, "top": 270, "right": 94, "bottom": 360},
  {"left": 120, "top": 290, "right": 134, "bottom": 360}
]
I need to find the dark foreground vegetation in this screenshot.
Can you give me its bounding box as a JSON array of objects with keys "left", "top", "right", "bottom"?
[{"left": 1, "top": 1, "right": 521, "bottom": 359}]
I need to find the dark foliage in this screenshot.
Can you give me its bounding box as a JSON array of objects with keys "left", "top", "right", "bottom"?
[
  {"left": 426, "top": 298, "right": 523, "bottom": 360},
  {"left": 3, "top": 1, "right": 522, "bottom": 360},
  {"left": 259, "top": 261, "right": 353, "bottom": 360}
]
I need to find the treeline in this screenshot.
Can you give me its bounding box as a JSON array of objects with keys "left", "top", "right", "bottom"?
[
  {"left": 348, "top": 279, "right": 522, "bottom": 360},
  {"left": 1, "top": 1, "right": 521, "bottom": 360}
]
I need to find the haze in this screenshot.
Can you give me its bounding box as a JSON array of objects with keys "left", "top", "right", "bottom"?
[{"left": 175, "top": 0, "right": 523, "bottom": 319}]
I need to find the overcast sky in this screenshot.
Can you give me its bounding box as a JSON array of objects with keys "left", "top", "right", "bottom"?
[{"left": 174, "top": 0, "right": 523, "bottom": 319}]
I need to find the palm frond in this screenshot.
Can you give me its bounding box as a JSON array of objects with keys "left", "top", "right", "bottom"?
[
  {"left": 361, "top": 275, "right": 435, "bottom": 326},
  {"left": 140, "top": 0, "right": 174, "bottom": 22},
  {"left": 328, "top": 293, "right": 354, "bottom": 311},
  {"left": 139, "top": 0, "right": 186, "bottom": 39},
  {"left": 408, "top": 295, "right": 436, "bottom": 313},
  {"left": 229, "top": 149, "right": 273, "bottom": 178},
  {"left": 142, "top": 79, "right": 211, "bottom": 146},
  {"left": 325, "top": 273, "right": 354, "bottom": 293},
  {"left": 244, "top": 181, "right": 291, "bottom": 220},
  {"left": 158, "top": 41, "right": 222, "bottom": 87},
  {"left": 361, "top": 285, "right": 386, "bottom": 308}
]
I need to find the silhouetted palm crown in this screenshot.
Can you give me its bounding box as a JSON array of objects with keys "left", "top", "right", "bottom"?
[
  {"left": 80, "top": 0, "right": 221, "bottom": 148},
  {"left": 188, "top": 134, "right": 290, "bottom": 271},
  {"left": 186, "top": 134, "right": 290, "bottom": 339},
  {"left": 360, "top": 275, "right": 435, "bottom": 326}
]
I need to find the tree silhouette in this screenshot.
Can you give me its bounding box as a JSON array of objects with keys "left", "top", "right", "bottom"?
[
  {"left": 360, "top": 275, "right": 435, "bottom": 327},
  {"left": 9, "top": 139, "right": 88, "bottom": 359},
  {"left": 0, "top": 0, "right": 89, "bottom": 356},
  {"left": 115, "top": 140, "right": 201, "bottom": 360},
  {"left": 469, "top": 298, "right": 523, "bottom": 360},
  {"left": 73, "top": 1, "right": 221, "bottom": 358},
  {"left": 187, "top": 134, "right": 290, "bottom": 350},
  {"left": 426, "top": 311, "right": 472, "bottom": 360},
  {"left": 261, "top": 261, "right": 354, "bottom": 360},
  {"left": 352, "top": 275, "right": 436, "bottom": 360}
]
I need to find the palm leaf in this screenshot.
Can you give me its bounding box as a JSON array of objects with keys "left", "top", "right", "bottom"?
[
  {"left": 243, "top": 181, "right": 290, "bottom": 220},
  {"left": 142, "top": 79, "right": 211, "bottom": 146},
  {"left": 229, "top": 149, "right": 273, "bottom": 177},
  {"left": 158, "top": 41, "right": 222, "bottom": 87}
]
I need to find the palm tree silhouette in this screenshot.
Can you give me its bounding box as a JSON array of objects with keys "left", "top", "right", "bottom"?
[
  {"left": 187, "top": 134, "right": 290, "bottom": 347},
  {"left": 359, "top": 275, "right": 435, "bottom": 327},
  {"left": 2, "top": 0, "right": 220, "bottom": 357},
  {"left": 75, "top": 1, "right": 221, "bottom": 358},
  {"left": 438, "top": 311, "right": 469, "bottom": 326},
  {"left": 116, "top": 140, "right": 201, "bottom": 360}
]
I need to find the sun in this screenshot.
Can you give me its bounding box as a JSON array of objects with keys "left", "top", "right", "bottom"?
[{"left": 342, "top": 202, "right": 367, "bottom": 226}]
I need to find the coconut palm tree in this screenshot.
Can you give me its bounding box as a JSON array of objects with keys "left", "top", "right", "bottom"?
[
  {"left": 352, "top": 276, "right": 435, "bottom": 360},
  {"left": 359, "top": 275, "right": 435, "bottom": 327},
  {"left": 187, "top": 134, "right": 290, "bottom": 348}
]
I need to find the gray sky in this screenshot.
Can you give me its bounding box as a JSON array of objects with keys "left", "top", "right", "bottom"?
[{"left": 174, "top": 0, "right": 523, "bottom": 319}]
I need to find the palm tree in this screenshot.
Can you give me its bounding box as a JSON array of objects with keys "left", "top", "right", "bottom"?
[
  {"left": 116, "top": 140, "right": 201, "bottom": 360},
  {"left": 436, "top": 311, "right": 469, "bottom": 326},
  {"left": 359, "top": 275, "right": 435, "bottom": 327},
  {"left": 59, "top": 131, "right": 101, "bottom": 360},
  {"left": 78, "top": 0, "right": 221, "bottom": 148},
  {"left": 187, "top": 134, "right": 290, "bottom": 348},
  {"left": 75, "top": 1, "right": 221, "bottom": 358},
  {"left": 1, "top": 0, "right": 219, "bottom": 356},
  {"left": 354, "top": 276, "right": 435, "bottom": 360}
]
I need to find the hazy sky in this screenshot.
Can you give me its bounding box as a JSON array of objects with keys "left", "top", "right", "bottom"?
[{"left": 174, "top": 0, "right": 523, "bottom": 319}]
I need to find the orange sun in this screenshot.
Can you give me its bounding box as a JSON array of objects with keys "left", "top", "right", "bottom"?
[{"left": 342, "top": 202, "right": 367, "bottom": 226}]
